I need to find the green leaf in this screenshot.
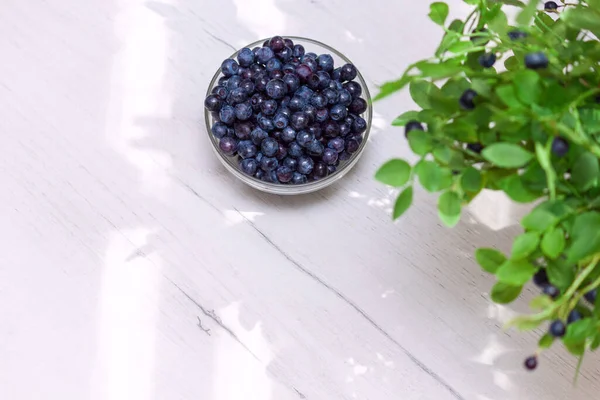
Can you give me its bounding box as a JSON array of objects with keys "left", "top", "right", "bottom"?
[
  {"left": 438, "top": 212, "right": 461, "bottom": 227},
  {"left": 546, "top": 259, "right": 575, "bottom": 291},
  {"left": 511, "top": 232, "right": 540, "bottom": 259},
  {"left": 428, "top": 2, "right": 449, "bottom": 25},
  {"left": 444, "top": 119, "right": 478, "bottom": 142},
  {"left": 461, "top": 167, "right": 482, "bottom": 192},
  {"left": 393, "top": 186, "right": 413, "bottom": 220},
  {"left": 375, "top": 159, "right": 411, "bottom": 187},
  {"left": 513, "top": 70, "right": 541, "bottom": 105},
  {"left": 375, "top": 75, "right": 414, "bottom": 101},
  {"left": 505, "top": 314, "right": 545, "bottom": 331},
  {"left": 562, "top": 6, "right": 600, "bottom": 37},
  {"left": 410, "top": 80, "right": 439, "bottom": 109},
  {"left": 407, "top": 130, "right": 433, "bottom": 156},
  {"left": 416, "top": 161, "right": 442, "bottom": 192},
  {"left": 571, "top": 152, "right": 599, "bottom": 192},
  {"left": 579, "top": 108, "right": 600, "bottom": 134},
  {"left": 416, "top": 61, "right": 464, "bottom": 79},
  {"left": 488, "top": 8, "right": 509, "bottom": 35},
  {"left": 504, "top": 56, "right": 520, "bottom": 71},
  {"left": 564, "top": 319, "right": 594, "bottom": 347},
  {"left": 498, "top": 175, "right": 540, "bottom": 203},
  {"left": 470, "top": 78, "right": 492, "bottom": 98},
  {"left": 522, "top": 208, "right": 557, "bottom": 231},
  {"left": 516, "top": 0, "right": 539, "bottom": 25},
  {"left": 482, "top": 143, "right": 533, "bottom": 168},
  {"left": 447, "top": 40, "right": 474, "bottom": 54},
  {"left": 392, "top": 111, "right": 420, "bottom": 127},
  {"left": 496, "top": 84, "right": 523, "bottom": 108},
  {"left": 438, "top": 191, "right": 461, "bottom": 216},
  {"left": 541, "top": 228, "right": 565, "bottom": 259},
  {"left": 530, "top": 295, "right": 554, "bottom": 310},
  {"left": 538, "top": 333, "right": 554, "bottom": 349},
  {"left": 567, "top": 212, "right": 600, "bottom": 263},
  {"left": 491, "top": 282, "right": 522, "bottom": 304},
  {"left": 476, "top": 248, "right": 507, "bottom": 274},
  {"left": 496, "top": 259, "right": 537, "bottom": 286},
  {"left": 565, "top": 341, "right": 586, "bottom": 356}
]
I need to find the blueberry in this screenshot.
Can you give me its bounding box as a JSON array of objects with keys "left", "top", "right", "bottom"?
[
  {"left": 330, "top": 104, "right": 348, "bottom": 121},
  {"left": 275, "top": 165, "right": 293, "bottom": 183},
  {"left": 323, "top": 88, "right": 339, "bottom": 105},
  {"left": 254, "top": 74, "right": 269, "bottom": 92},
  {"left": 221, "top": 59, "right": 239, "bottom": 77},
  {"left": 250, "top": 93, "right": 266, "bottom": 112},
  {"left": 551, "top": 136, "right": 569, "bottom": 157},
  {"left": 306, "top": 139, "right": 324, "bottom": 156},
  {"left": 315, "top": 108, "right": 329, "bottom": 123},
  {"left": 544, "top": 1, "right": 558, "bottom": 11},
  {"left": 290, "top": 112, "right": 309, "bottom": 130},
  {"left": 467, "top": 143, "right": 484, "bottom": 154},
  {"left": 329, "top": 80, "right": 343, "bottom": 91},
  {"left": 349, "top": 98, "right": 368, "bottom": 115},
  {"left": 292, "top": 44, "right": 305, "bottom": 58},
  {"left": 212, "top": 86, "right": 228, "bottom": 100},
  {"left": 352, "top": 116, "right": 367, "bottom": 134},
  {"left": 328, "top": 137, "right": 345, "bottom": 152},
  {"left": 273, "top": 113, "right": 289, "bottom": 129},
  {"left": 327, "top": 165, "right": 337, "bottom": 174},
  {"left": 304, "top": 57, "right": 318, "bottom": 73},
  {"left": 284, "top": 38, "right": 294, "bottom": 48},
  {"left": 543, "top": 285, "right": 559, "bottom": 299},
  {"left": 266, "top": 79, "right": 287, "bottom": 99},
  {"left": 567, "top": 310, "right": 583, "bottom": 325},
  {"left": 291, "top": 172, "right": 308, "bottom": 184},
  {"left": 277, "top": 46, "right": 292, "bottom": 62},
  {"left": 240, "top": 68, "right": 254, "bottom": 80},
  {"left": 312, "top": 161, "right": 328, "bottom": 179},
  {"left": 260, "top": 99, "right": 278, "bottom": 116},
  {"left": 240, "top": 158, "right": 259, "bottom": 175},
  {"left": 339, "top": 122, "right": 352, "bottom": 136},
  {"left": 508, "top": 30, "right": 528, "bottom": 41},
  {"left": 322, "top": 148, "right": 339, "bottom": 165},
  {"left": 219, "top": 105, "right": 236, "bottom": 125},
  {"left": 405, "top": 120, "right": 424, "bottom": 137},
  {"left": 338, "top": 89, "right": 352, "bottom": 106},
  {"left": 275, "top": 143, "right": 288, "bottom": 160},
  {"left": 316, "top": 71, "right": 331, "bottom": 89},
  {"left": 218, "top": 76, "right": 229, "bottom": 87},
  {"left": 459, "top": 89, "right": 478, "bottom": 110},
  {"left": 219, "top": 136, "right": 238, "bottom": 155},
  {"left": 257, "top": 115, "right": 274, "bottom": 131},
  {"left": 297, "top": 156, "right": 314, "bottom": 175},
  {"left": 340, "top": 63, "right": 358, "bottom": 81},
  {"left": 204, "top": 94, "right": 222, "bottom": 112},
  {"left": 346, "top": 138, "right": 359, "bottom": 153},
  {"left": 238, "top": 140, "right": 258, "bottom": 159},
  {"left": 281, "top": 126, "right": 297, "bottom": 143},
  {"left": 256, "top": 152, "right": 264, "bottom": 163},
  {"left": 239, "top": 79, "right": 255, "bottom": 94},
  {"left": 235, "top": 102, "right": 253, "bottom": 120},
  {"left": 237, "top": 47, "right": 255, "bottom": 67},
  {"left": 210, "top": 122, "right": 228, "bottom": 139},
  {"left": 250, "top": 63, "right": 264, "bottom": 74},
  {"left": 254, "top": 169, "right": 265, "bottom": 180},
  {"left": 295, "top": 86, "right": 314, "bottom": 101},
  {"left": 323, "top": 120, "right": 340, "bottom": 138},
  {"left": 316, "top": 54, "right": 335, "bottom": 72},
  {"left": 250, "top": 127, "right": 268, "bottom": 145},
  {"left": 288, "top": 141, "right": 303, "bottom": 158},
  {"left": 331, "top": 67, "right": 342, "bottom": 81},
  {"left": 256, "top": 47, "right": 275, "bottom": 64},
  {"left": 269, "top": 69, "right": 284, "bottom": 79},
  {"left": 283, "top": 157, "right": 298, "bottom": 171},
  {"left": 282, "top": 63, "right": 296, "bottom": 75},
  {"left": 261, "top": 137, "right": 279, "bottom": 157},
  {"left": 295, "top": 64, "right": 313, "bottom": 82},
  {"left": 309, "top": 93, "right": 327, "bottom": 108},
  {"left": 260, "top": 156, "right": 279, "bottom": 171},
  {"left": 233, "top": 121, "right": 253, "bottom": 139},
  {"left": 289, "top": 96, "right": 307, "bottom": 111},
  {"left": 549, "top": 320, "right": 566, "bottom": 337},
  {"left": 338, "top": 151, "right": 351, "bottom": 161},
  {"left": 304, "top": 52, "right": 317, "bottom": 60},
  {"left": 478, "top": 53, "right": 497, "bottom": 68},
  {"left": 283, "top": 73, "right": 300, "bottom": 92},
  {"left": 533, "top": 269, "right": 549, "bottom": 287},
  {"left": 296, "top": 130, "right": 315, "bottom": 147},
  {"left": 266, "top": 57, "right": 283, "bottom": 73},
  {"left": 227, "top": 87, "right": 248, "bottom": 105},
  {"left": 226, "top": 75, "right": 242, "bottom": 91},
  {"left": 524, "top": 356, "right": 538, "bottom": 371},
  {"left": 525, "top": 52, "right": 549, "bottom": 69},
  {"left": 268, "top": 36, "right": 286, "bottom": 52},
  {"left": 343, "top": 81, "right": 362, "bottom": 98},
  {"left": 584, "top": 289, "right": 597, "bottom": 304}
]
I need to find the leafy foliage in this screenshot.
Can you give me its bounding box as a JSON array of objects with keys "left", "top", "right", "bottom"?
[{"left": 374, "top": 0, "right": 600, "bottom": 370}]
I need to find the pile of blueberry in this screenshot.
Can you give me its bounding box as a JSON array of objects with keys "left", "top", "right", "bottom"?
[{"left": 204, "top": 36, "right": 368, "bottom": 185}]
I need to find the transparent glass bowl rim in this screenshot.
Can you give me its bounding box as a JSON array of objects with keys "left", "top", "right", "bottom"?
[{"left": 204, "top": 36, "right": 372, "bottom": 195}]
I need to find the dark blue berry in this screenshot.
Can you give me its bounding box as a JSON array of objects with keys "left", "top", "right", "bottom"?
[
  {"left": 329, "top": 80, "right": 343, "bottom": 91},
  {"left": 310, "top": 93, "right": 327, "bottom": 108},
  {"left": 339, "top": 123, "right": 352, "bottom": 136},
  {"left": 346, "top": 138, "right": 359, "bottom": 153},
  {"left": 284, "top": 38, "right": 294, "bottom": 48},
  {"left": 467, "top": 143, "right": 484, "bottom": 154},
  {"left": 250, "top": 127, "right": 268, "bottom": 145},
  {"left": 304, "top": 52, "right": 317, "bottom": 60},
  {"left": 204, "top": 94, "right": 222, "bottom": 112},
  {"left": 288, "top": 141, "right": 303, "bottom": 158},
  {"left": 239, "top": 79, "right": 255, "bottom": 94},
  {"left": 549, "top": 320, "right": 566, "bottom": 337},
  {"left": 295, "top": 86, "right": 314, "bottom": 101},
  {"left": 533, "top": 269, "right": 549, "bottom": 287},
  {"left": 240, "top": 68, "right": 253, "bottom": 80},
  {"left": 219, "top": 136, "right": 238, "bottom": 155},
  {"left": 524, "top": 356, "right": 537, "bottom": 371},
  {"left": 254, "top": 74, "right": 269, "bottom": 92},
  {"left": 281, "top": 126, "right": 297, "bottom": 143},
  {"left": 315, "top": 108, "right": 329, "bottom": 123},
  {"left": 240, "top": 158, "right": 259, "bottom": 175},
  {"left": 290, "top": 112, "right": 309, "bottom": 130},
  {"left": 277, "top": 46, "right": 292, "bottom": 62},
  {"left": 212, "top": 86, "right": 228, "bottom": 100},
  {"left": 567, "top": 310, "right": 582, "bottom": 324},
  {"left": 227, "top": 87, "right": 248, "bottom": 105},
  {"left": 261, "top": 137, "right": 279, "bottom": 157},
  {"left": 316, "top": 54, "right": 334, "bottom": 72},
  {"left": 211, "top": 122, "right": 228, "bottom": 138},
  {"left": 316, "top": 71, "right": 331, "bottom": 89},
  {"left": 291, "top": 172, "right": 307, "bottom": 184},
  {"left": 289, "top": 96, "right": 307, "bottom": 111},
  {"left": 219, "top": 105, "right": 236, "bottom": 125},
  {"left": 405, "top": 120, "right": 424, "bottom": 136},
  {"left": 322, "top": 148, "right": 338, "bottom": 165},
  {"left": 331, "top": 67, "right": 342, "bottom": 81},
  {"left": 233, "top": 121, "right": 252, "bottom": 139},
  {"left": 330, "top": 104, "right": 348, "bottom": 121},
  {"left": 221, "top": 59, "right": 239, "bottom": 77},
  {"left": 328, "top": 137, "right": 345, "bottom": 152},
  {"left": 343, "top": 81, "right": 362, "bottom": 98},
  {"left": 323, "top": 120, "right": 340, "bottom": 138},
  {"left": 276, "top": 165, "right": 293, "bottom": 183},
  {"left": 543, "top": 285, "right": 559, "bottom": 299},
  {"left": 459, "top": 89, "right": 478, "bottom": 110},
  {"left": 312, "top": 161, "right": 328, "bottom": 179},
  {"left": 585, "top": 289, "right": 597, "bottom": 304},
  {"left": 235, "top": 102, "right": 253, "bottom": 120},
  {"left": 250, "top": 92, "right": 265, "bottom": 112},
  {"left": 551, "top": 137, "right": 569, "bottom": 157},
  {"left": 266, "top": 78, "right": 287, "bottom": 99},
  {"left": 323, "top": 88, "right": 339, "bottom": 105},
  {"left": 292, "top": 44, "right": 305, "bottom": 58},
  {"left": 260, "top": 156, "right": 279, "bottom": 172},
  {"left": 255, "top": 152, "right": 264, "bottom": 163},
  {"left": 296, "top": 130, "right": 315, "bottom": 147},
  {"left": 238, "top": 140, "right": 258, "bottom": 159},
  {"left": 260, "top": 99, "right": 278, "bottom": 116},
  {"left": 327, "top": 165, "right": 337, "bottom": 174},
  {"left": 525, "top": 52, "right": 549, "bottom": 69},
  {"left": 352, "top": 116, "right": 367, "bottom": 134},
  {"left": 338, "top": 89, "right": 352, "bottom": 106},
  {"left": 275, "top": 143, "right": 287, "bottom": 160},
  {"left": 278, "top": 105, "right": 292, "bottom": 118},
  {"left": 349, "top": 98, "right": 367, "bottom": 115},
  {"left": 257, "top": 115, "right": 274, "bottom": 131},
  {"left": 479, "top": 53, "right": 497, "bottom": 68},
  {"left": 283, "top": 157, "right": 298, "bottom": 171},
  {"left": 304, "top": 57, "right": 318, "bottom": 73},
  {"left": 218, "top": 76, "right": 229, "bottom": 87},
  {"left": 338, "top": 151, "right": 351, "bottom": 161},
  {"left": 283, "top": 74, "right": 300, "bottom": 92},
  {"left": 340, "top": 63, "right": 358, "bottom": 81},
  {"left": 508, "top": 30, "right": 528, "bottom": 41},
  {"left": 306, "top": 139, "right": 324, "bottom": 156},
  {"left": 256, "top": 47, "right": 275, "bottom": 64},
  {"left": 254, "top": 169, "right": 265, "bottom": 180},
  {"left": 237, "top": 48, "right": 255, "bottom": 67},
  {"left": 268, "top": 36, "right": 285, "bottom": 52},
  {"left": 226, "top": 75, "right": 242, "bottom": 91},
  {"left": 297, "top": 156, "right": 314, "bottom": 175},
  {"left": 295, "top": 64, "right": 313, "bottom": 82},
  {"left": 273, "top": 113, "right": 289, "bottom": 129},
  {"left": 266, "top": 58, "right": 283, "bottom": 72},
  {"left": 545, "top": 1, "right": 558, "bottom": 11}
]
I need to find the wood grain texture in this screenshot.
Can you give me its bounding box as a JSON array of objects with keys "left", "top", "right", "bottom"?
[{"left": 0, "top": 0, "right": 598, "bottom": 399}]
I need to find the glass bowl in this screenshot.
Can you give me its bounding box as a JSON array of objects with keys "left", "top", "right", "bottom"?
[{"left": 204, "top": 36, "right": 372, "bottom": 195}]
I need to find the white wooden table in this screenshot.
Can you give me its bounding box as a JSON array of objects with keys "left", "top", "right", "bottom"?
[{"left": 1, "top": 0, "right": 598, "bottom": 399}]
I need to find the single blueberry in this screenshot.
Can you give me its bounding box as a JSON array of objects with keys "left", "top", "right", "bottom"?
[
  {"left": 323, "top": 120, "right": 340, "bottom": 138},
  {"left": 316, "top": 71, "right": 331, "bottom": 89},
  {"left": 459, "top": 89, "right": 478, "bottom": 110},
  {"left": 283, "top": 157, "right": 298, "bottom": 171},
  {"left": 304, "top": 58, "right": 318, "bottom": 73},
  {"left": 254, "top": 74, "right": 269, "bottom": 92},
  {"left": 261, "top": 137, "right": 279, "bottom": 157},
  {"left": 233, "top": 121, "right": 253, "bottom": 139},
  {"left": 338, "top": 89, "right": 352, "bottom": 106},
  {"left": 545, "top": 1, "right": 558, "bottom": 11},
  {"left": 297, "top": 156, "right": 314, "bottom": 175},
  {"left": 221, "top": 59, "right": 239, "bottom": 77},
  {"left": 270, "top": 69, "right": 284, "bottom": 80},
  {"left": 405, "top": 120, "right": 424, "bottom": 137},
  {"left": 212, "top": 85, "right": 228, "bottom": 100},
  {"left": 338, "top": 151, "right": 351, "bottom": 161},
  {"left": 346, "top": 138, "right": 360, "bottom": 153},
  {"left": 283, "top": 73, "right": 300, "bottom": 92},
  {"left": 282, "top": 63, "right": 296, "bottom": 75},
  {"left": 290, "top": 112, "right": 309, "bottom": 130},
  {"left": 237, "top": 48, "right": 255, "bottom": 67},
  {"left": 524, "top": 356, "right": 537, "bottom": 371},
  {"left": 238, "top": 140, "right": 258, "bottom": 159},
  {"left": 322, "top": 148, "right": 338, "bottom": 165},
  {"left": 251, "top": 127, "right": 268, "bottom": 145},
  {"left": 310, "top": 94, "right": 327, "bottom": 108},
  {"left": 226, "top": 75, "right": 242, "bottom": 91},
  {"left": 328, "top": 137, "right": 345, "bottom": 152},
  {"left": 567, "top": 310, "right": 583, "bottom": 325},
  {"left": 467, "top": 143, "right": 484, "bottom": 154},
  {"left": 204, "top": 94, "right": 222, "bottom": 112},
  {"left": 289, "top": 96, "right": 307, "bottom": 111},
  {"left": 219, "top": 105, "right": 236, "bottom": 125},
  {"left": 219, "top": 136, "right": 238, "bottom": 155},
  {"left": 240, "top": 68, "right": 253, "bottom": 80},
  {"left": 250, "top": 63, "right": 264, "bottom": 74},
  {"left": 585, "top": 289, "right": 597, "bottom": 304},
  {"left": 508, "top": 30, "right": 528, "bottom": 40},
  {"left": 278, "top": 106, "right": 292, "bottom": 118},
  {"left": 275, "top": 143, "right": 288, "bottom": 160},
  {"left": 291, "top": 172, "right": 308, "bottom": 184},
  {"left": 276, "top": 165, "right": 293, "bottom": 183},
  {"left": 240, "top": 158, "right": 259, "bottom": 175},
  {"left": 343, "top": 81, "right": 362, "bottom": 98},
  {"left": 268, "top": 36, "right": 286, "bottom": 52},
  {"left": 352, "top": 116, "right": 367, "bottom": 134},
  {"left": 533, "top": 269, "right": 549, "bottom": 287},
  {"left": 273, "top": 113, "right": 289, "bottom": 129},
  {"left": 329, "top": 80, "right": 343, "bottom": 91},
  {"left": 327, "top": 165, "right": 336, "bottom": 174},
  {"left": 339, "top": 122, "right": 352, "bottom": 136},
  {"left": 254, "top": 169, "right": 265, "bottom": 180},
  {"left": 218, "top": 76, "right": 229, "bottom": 87},
  {"left": 543, "top": 285, "right": 559, "bottom": 299},
  {"left": 256, "top": 47, "right": 275, "bottom": 64},
  {"left": 292, "top": 44, "right": 305, "bottom": 58},
  {"left": 227, "top": 87, "right": 248, "bottom": 105},
  {"left": 250, "top": 93, "right": 266, "bottom": 112},
  {"left": 315, "top": 108, "right": 329, "bottom": 123},
  {"left": 322, "top": 88, "right": 339, "bottom": 105},
  {"left": 257, "top": 115, "right": 275, "bottom": 131},
  {"left": 239, "top": 79, "right": 255, "bottom": 95},
  {"left": 340, "top": 63, "right": 358, "bottom": 81},
  {"left": 234, "top": 102, "right": 253, "bottom": 121},
  {"left": 304, "top": 52, "right": 317, "bottom": 60},
  {"left": 349, "top": 98, "right": 368, "bottom": 115},
  {"left": 331, "top": 67, "right": 342, "bottom": 81},
  {"left": 549, "top": 320, "right": 566, "bottom": 337},
  {"left": 260, "top": 156, "right": 279, "bottom": 172},
  {"left": 297, "top": 130, "right": 315, "bottom": 147},
  {"left": 256, "top": 152, "right": 264, "bottom": 163},
  {"left": 312, "top": 161, "right": 328, "bottom": 179},
  {"left": 266, "top": 78, "right": 287, "bottom": 99},
  {"left": 295, "top": 64, "right": 313, "bottom": 82},
  {"left": 211, "top": 122, "right": 228, "bottom": 139},
  {"left": 525, "top": 52, "right": 549, "bottom": 70},
  {"left": 479, "top": 53, "right": 497, "bottom": 68},
  {"left": 306, "top": 139, "right": 324, "bottom": 156},
  {"left": 295, "top": 86, "right": 314, "bottom": 101},
  {"left": 277, "top": 46, "right": 292, "bottom": 62},
  {"left": 288, "top": 141, "right": 303, "bottom": 158},
  {"left": 316, "top": 54, "right": 334, "bottom": 72},
  {"left": 551, "top": 136, "right": 569, "bottom": 157},
  {"left": 260, "top": 99, "right": 278, "bottom": 116},
  {"left": 307, "top": 124, "right": 322, "bottom": 140},
  {"left": 330, "top": 104, "right": 348, "bottom": 121}
]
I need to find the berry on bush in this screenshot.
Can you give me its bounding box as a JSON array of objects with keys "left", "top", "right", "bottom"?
[
  {"left": 459, "top": 89, "right": 478, "bottom": 110},
  {"left": 549, "top": 320, "right": 566, "bottom": 337},
  {"left": 525, "top": 52, "right": 549, "bottom": 69},
  {"left": 544, "top": 1, "right": 559, "bottom": 11}
]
